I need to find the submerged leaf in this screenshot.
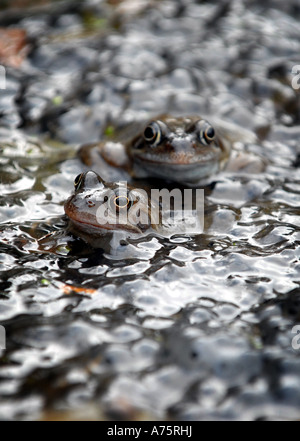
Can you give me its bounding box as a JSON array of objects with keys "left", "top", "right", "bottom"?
[{"left": 0, "top": 28, "right": 29, "bottom": 68}]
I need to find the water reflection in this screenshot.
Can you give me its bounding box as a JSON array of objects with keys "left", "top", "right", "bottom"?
[{"left": 0, "top": 0, "right": 300, "bottom": 421}]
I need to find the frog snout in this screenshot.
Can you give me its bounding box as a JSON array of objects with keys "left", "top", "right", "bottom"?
[{"left": 167, "top": 135, "right": 195, "bottom": 152}]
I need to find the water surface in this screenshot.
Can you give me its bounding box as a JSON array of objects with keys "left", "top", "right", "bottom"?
[{"left": 0, "top": 0, "right": 299, "bottom": 421}]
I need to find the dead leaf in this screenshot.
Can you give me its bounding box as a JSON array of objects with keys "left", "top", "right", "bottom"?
[
  {"left": 0, "top": 28, "right": 29, "bottom": 68},
  {"left": 61, "top": 284, "right": 97, "bottom": 296}
]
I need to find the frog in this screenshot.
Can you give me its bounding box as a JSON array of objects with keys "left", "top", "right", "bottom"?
[
  {"left": 64, "top": 170, "right": 158, "bottom": 243},
  {"left": 79, "top": 115, "right": 265, "bottom": 185},
  {"left": 64, "top": 170, "right": 207, "bottom": 247}
]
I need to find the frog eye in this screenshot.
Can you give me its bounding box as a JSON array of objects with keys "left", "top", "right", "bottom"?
[
  {"left": 205, "top": 126, "right": 215, "bottom": 142},
  {"left": 143, "top": 122, "right": 162, "bottom": 146},
  {"left": 110, "top": 190, "right": 133, "bottom": 213},
  {"left": 197, "top": 120, "right": 216, "bottom": 146},
  {"left": 74, "top": 173, "right": 84, "bottom": 190}
]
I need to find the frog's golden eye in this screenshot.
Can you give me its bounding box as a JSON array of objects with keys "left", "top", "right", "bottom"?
[
  {"left": 109, "top": 190, "right": 133, "bottom": 213},
  {"left": 74, "top": 173, "right": 84, "bottom": 190},
  {"left": 197, "top": 120, "right": 216, "bottom": 146},
  {"left": 143, "top": 122, "right": 162, "bottom": 146},
  {"left": 205, "top": 126, "right": 215, "bottom": 143}
]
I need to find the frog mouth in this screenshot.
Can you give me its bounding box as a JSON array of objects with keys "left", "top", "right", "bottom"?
[
  {"left": 64, "top": 199, "right": 144, "bottom": 234},
  {"left": 134, "top": 150, "right": 220, "bottom": 166},
  {"left": 67, "top": 216, "right": 144, "bottom": 234},
  {"left": 133, "top": 155, "right": 221, "bottom": 181}
]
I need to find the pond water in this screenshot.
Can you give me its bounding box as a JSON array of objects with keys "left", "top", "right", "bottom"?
[{"left": 0, "top": 0, "right": 299, "bottom": 421}]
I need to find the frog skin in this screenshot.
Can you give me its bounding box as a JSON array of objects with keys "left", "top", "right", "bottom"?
[
  {"left": 64, "top": 171, "right": 158, "bottom": 239},
  {"left": 79, "top": 115, "right": 265, "bottom": 185}
]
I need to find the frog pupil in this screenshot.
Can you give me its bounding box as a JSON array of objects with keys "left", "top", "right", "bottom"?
[
  {"left": 205, "top": 127, "right": 215, "bottom": 140},
  {"left": 74, "top": 173, "right": 83, "bottom": 189},
  {"left": 144, "top": 126, "right": 156, "bottom": 141},
  {"left": 115, "top": 196, "right": 129, "bottom": 209}
]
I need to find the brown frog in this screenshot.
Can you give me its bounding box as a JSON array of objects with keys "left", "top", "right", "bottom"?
[
  {"left": 79, "top": 115, "right": 265, "bottom": 185},
  {"left": 64, "top": 170, "right": 206, "bottom": 244},
  {"left": 64, "top": 170, "right": 158, "bottom": 241}
]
